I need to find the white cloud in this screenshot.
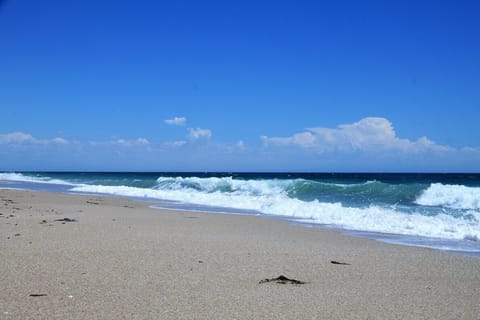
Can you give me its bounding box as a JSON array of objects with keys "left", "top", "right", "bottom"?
[
  {"left": 0, "top": 132, "right": 36, "bottom": 144},
  {"left": 261, "top": 117, "right": 453, "bottom": 154},
  {"left": 188, "top": 128, "right": 212, "bottom": 140},
  {"left": 52, "top": 137, "right": 69, "bottom": 145},
  {"left": 0, "top": 132, "right": 69, "bottom": 145},
  {"left": 90, "top": 137, "right": 150, "bottom": 147},
  {"left": 116, "top": 138, "right": 150, "bottom": 147},
  {"left": 165, "top": 117, "right": 187, "bottom": 126}
]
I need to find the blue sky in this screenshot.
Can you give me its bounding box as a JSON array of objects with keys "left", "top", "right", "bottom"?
[{"left": 1, "top": 0, "right": 479, "bottom": 171}]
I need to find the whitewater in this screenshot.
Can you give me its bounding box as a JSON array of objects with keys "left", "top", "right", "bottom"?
[{"left": 1, "top": 172, "right": 479, "bottom": 255}]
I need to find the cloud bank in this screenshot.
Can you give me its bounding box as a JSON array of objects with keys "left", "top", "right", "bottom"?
[
  {"left": 261, "top": 117, "right": 453, "bottom": 154},
  {"left": 0, "top": 132, "right": 69, "bottom": 145},
  {"left": 1, "top": 117, "right": 479, "bottom": 171}
]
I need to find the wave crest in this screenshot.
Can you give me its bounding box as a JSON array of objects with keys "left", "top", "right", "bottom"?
[
  {"left": 155, "top": 176, "right": 290, "bottom": 196},
  {"left": 415, "top": 183, "right": 480, "bottom": 210}
]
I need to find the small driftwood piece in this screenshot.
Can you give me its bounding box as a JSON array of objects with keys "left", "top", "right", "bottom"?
[
  {"left": 330, "top": 260, "right": 350, "bottom": 265},
  {"left": 259, "top": 275, "right": 305, "bottom": 285},
  {"left": 29, "top": 294, "right": 47, "bottom": 297},
  {"left": 55, "top": 218, "right": 77, "bottom": 223}
]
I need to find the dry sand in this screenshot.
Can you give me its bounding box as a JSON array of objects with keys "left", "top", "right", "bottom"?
[{"left": 0, "top": 189, "right": 479, "bottom": 319}]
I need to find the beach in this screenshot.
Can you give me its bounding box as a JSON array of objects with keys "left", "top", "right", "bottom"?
[{"left": 1, "top": 189, "right": 479, "bottom": 319}]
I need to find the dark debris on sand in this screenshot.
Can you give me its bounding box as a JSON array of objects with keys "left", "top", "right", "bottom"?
[
  {"left": 55, "top": 218, "right": 77, "bottom": 223},
  {"left": 259, "top": 275, "right": 306, "bottom": 285}
]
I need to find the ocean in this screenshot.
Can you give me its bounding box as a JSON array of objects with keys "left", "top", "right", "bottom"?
[{"left": 1, "top": 172, "right": 479, "bottom": 256}]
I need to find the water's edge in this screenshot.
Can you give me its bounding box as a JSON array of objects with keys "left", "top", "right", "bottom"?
[{"left": 1, "top": 176, "right": 479, "bottom": 258}]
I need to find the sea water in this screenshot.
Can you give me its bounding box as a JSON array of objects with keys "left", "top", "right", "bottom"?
[{"left": 1, "top": 172, "right": 479, "bottom": 256}]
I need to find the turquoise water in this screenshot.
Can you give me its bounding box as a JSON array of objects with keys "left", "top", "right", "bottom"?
[{"left": 1, "top": 172, "right": 479, "bottom": 256}]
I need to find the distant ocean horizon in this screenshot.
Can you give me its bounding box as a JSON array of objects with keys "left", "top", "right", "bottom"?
[{"left": 1, "top": 171, "right": 479, "bottom": 256}]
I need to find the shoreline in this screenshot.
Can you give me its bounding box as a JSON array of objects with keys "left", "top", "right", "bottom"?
[
  {"left": 5, "top": 180, "right": 479, "bottom": 258},
  {"left": 2, "top": 173, "right": 480, "bottom": 257},
  {"left": 1, "top": 188, "right": 479, "bottom": 319}
]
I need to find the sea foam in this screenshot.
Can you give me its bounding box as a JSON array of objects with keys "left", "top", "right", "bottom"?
[
  {"left": 415, "top": 183, "right": 480, "bottom": 210},
  {"left": 70, "top": 177, "right": 480, "bottom": 242},
  {"left": 3, "top": 173, "right": 479, "bottom": 243},
  {"left": 0, "top": 172, "right": 73, "bottom": 185}
]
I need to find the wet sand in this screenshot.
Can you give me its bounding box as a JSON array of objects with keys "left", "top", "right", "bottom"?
[{"left": 1, "top": 189, "right": 479, "bottom": 319}]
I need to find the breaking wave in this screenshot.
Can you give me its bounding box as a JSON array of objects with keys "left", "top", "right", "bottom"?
[
  {"left": 68, "top": 176, "right": 480, "bottom": 242},
  {"left": 415, "top": 183, "right": 480, "bottom": 210},
  {"left": 2, "top": 173, "right": 479, "bottom": 243}
]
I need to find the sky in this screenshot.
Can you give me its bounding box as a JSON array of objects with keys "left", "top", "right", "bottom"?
[{"left": 0, "top": 0, "right": 479, "bottom": 172}]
